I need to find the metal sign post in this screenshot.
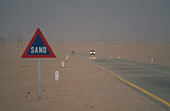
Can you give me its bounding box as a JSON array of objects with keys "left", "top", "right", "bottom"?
[{"left": 38, "top": 58, "right": 41, "bottom": 100}]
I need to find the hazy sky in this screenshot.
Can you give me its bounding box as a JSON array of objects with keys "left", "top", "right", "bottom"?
[{"left": 0, "top": 0, "right": 170, "bottom": 42}]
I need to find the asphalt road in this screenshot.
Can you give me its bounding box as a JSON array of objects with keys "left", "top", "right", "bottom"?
[{"left": 91, "top": 59, "right": 170, "bottom": 108}]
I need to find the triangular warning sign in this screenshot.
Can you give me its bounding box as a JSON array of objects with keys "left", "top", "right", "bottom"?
[{"left": 22, "top": 28, "right": 56, "bottom": 58}]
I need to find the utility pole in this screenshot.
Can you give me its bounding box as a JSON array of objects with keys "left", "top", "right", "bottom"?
[
  {"left": 17, "top": 35, "right": 23, "bottom": 48},
  {"left": 0, "top": 35, "right": 6, "bottom": 48}
]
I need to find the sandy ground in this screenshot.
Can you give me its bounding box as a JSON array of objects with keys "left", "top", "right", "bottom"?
[{"left": 0, "top": 42, "right": 169, "bottom": 111}]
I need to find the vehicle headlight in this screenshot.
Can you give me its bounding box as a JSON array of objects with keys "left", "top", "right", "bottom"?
[
  {"left": 93, "top": 52, "right": 96, "bottom": 54},
  {"left": 90, "top": 52, "right": 92, "bottom": 54}
]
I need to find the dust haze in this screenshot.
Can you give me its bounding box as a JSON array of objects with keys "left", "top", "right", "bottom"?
[
  {"left": 0, "top": 0, "right": 170, "bottom": 43},
  {"left": 0, "top": 0, "right": 170, "bottom": 111}
]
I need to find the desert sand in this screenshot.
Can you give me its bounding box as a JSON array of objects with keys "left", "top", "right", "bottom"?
[{"left": 0, "top": 42, "right": 169, "bottom": 111}]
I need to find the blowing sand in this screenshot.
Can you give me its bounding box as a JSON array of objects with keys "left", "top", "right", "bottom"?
[{"left": 0, "top": 42, "right": 169, "bottom": 111}]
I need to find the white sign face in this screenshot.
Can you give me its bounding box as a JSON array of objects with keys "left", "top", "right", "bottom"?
[{"left": 55, "top": 71, "right": 59, "bottom": 81}]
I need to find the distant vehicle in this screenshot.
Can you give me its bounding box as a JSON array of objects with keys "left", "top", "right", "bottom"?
[
  {"left": 71, "top": 50, "right": 76, "bottom": 55},
  {"left": 89, "top": 50, "right": 96, "bottom": 55}
]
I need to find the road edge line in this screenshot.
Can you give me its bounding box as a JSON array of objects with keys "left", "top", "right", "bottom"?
[{"left": 88, "top": 60, "right": 170, "bottom": 108}]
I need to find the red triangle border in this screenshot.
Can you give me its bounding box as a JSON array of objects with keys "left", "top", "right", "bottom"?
[{"left": 22, "top": 28, "right": 56, "bottom": 58}]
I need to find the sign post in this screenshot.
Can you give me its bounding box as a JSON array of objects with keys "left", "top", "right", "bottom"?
[
  {"left": 22, "top": 28, "right": 56, "bottom": 100},
  {"left": 38, "top": 58, "right": 41, "bottom": 100}
]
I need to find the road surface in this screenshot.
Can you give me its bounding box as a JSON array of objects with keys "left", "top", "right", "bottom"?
[{"left": 91, "top": 58, "right": 170, "bottom": 109}]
